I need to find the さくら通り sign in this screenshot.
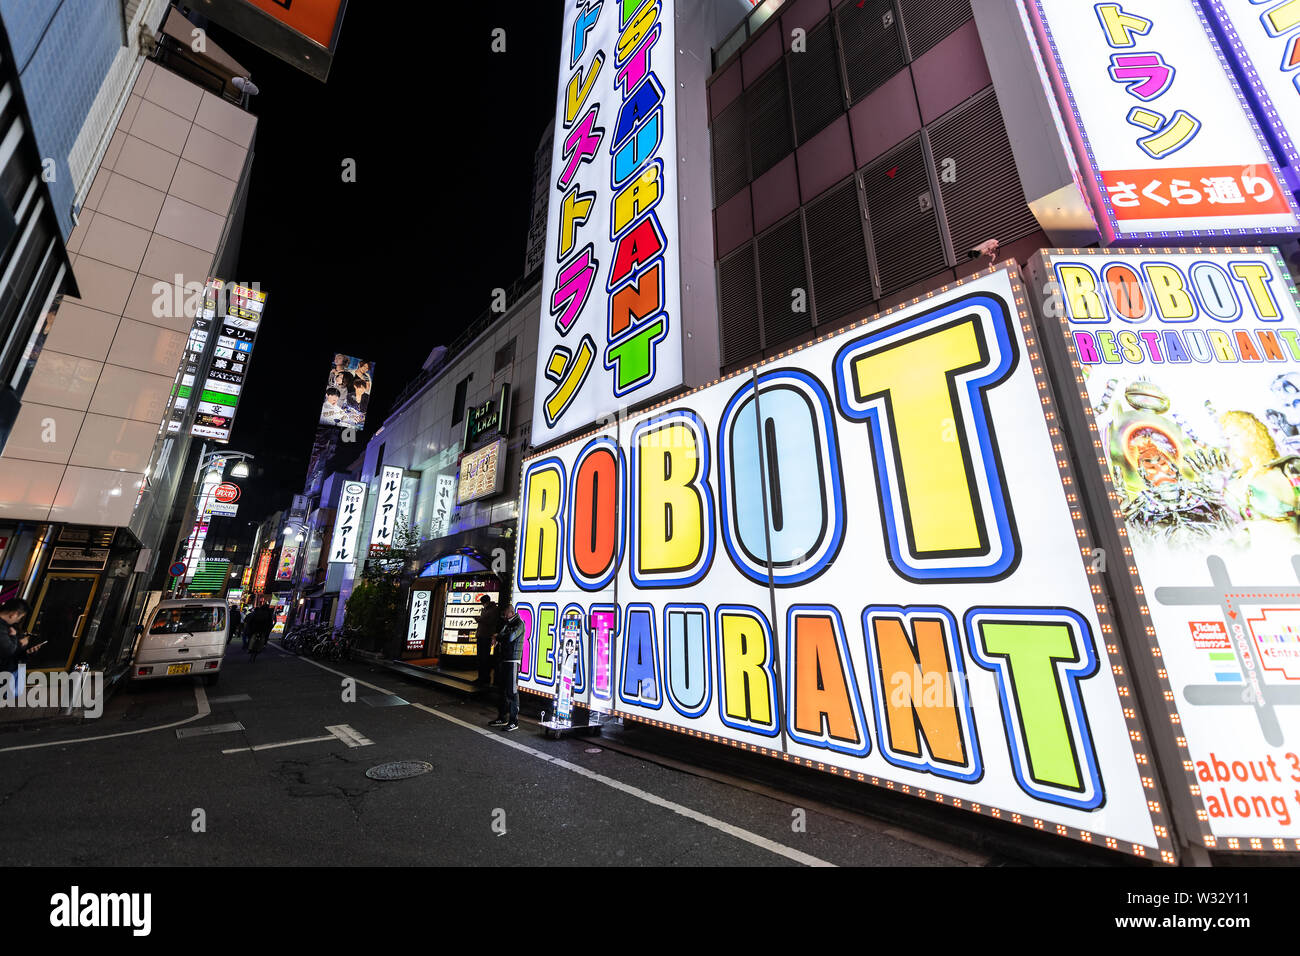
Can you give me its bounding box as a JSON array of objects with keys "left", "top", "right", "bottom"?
[{"left": 513, "top": 266, "right": 1172, "bottom": 859}]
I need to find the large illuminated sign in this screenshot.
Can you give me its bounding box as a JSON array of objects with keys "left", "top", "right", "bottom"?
[
  {"left": 457, "top": 439, "right": 507, "bottom": 505},
  {"left": 191, "top": 283, "right": 267, "bottom": 442},
  {"left": 1024, "top": 0, "right": 1299, "bottom": 241},
  {"left": 321, "top": 354, "right": 375, "bottom": 430},
  {"left": 330, "top": 481, "right": 367, "bottom": 564},
  {"left": 1029, "top": 247, "right": 1300, "bottom": 853},
  {"left": 532, "top": 0, "right": 684, "bottom": 444},
  {"left": 513, "top": 266, "right": 1172, "bottom": 860},
  {"left": 369, "top": 465, "right": 404, "bottom": 552}
]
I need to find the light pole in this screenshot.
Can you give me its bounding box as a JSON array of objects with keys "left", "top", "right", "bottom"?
[{"left": 170, "top": 448, "right": 255, "bottom": 597}]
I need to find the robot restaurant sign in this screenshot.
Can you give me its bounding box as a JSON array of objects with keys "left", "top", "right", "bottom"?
[{"left": 513, "top": 267, "right": 1172, "bottom": 860}]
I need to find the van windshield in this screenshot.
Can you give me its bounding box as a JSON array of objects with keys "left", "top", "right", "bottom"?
[{"left": 149, "top": 607, "right": 225, "bottom": 634}]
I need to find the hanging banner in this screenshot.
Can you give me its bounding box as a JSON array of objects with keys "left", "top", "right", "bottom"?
[
  {"left": 1029, "top": 247, "right": 1300, "bottom": 853},
  {"left": 514, "top": 265, "right": 1173, "bottom": 860},
  {"left": 330, "top": 481, "right": 367, "bottom": 564},
  {"left": 430, "top": 474, "right": 457, "bottom": 539},
  {"left": 1023, "top": 0, "right": 1299, "bottom": 241},
  {"left": 369, "top": 465, "right": 404, "bottom": 552},
  {"left": 276, "top": 542, "right": 299, "bottom": 581},
  {"left": 532, "top": 0, "right": 684, "bottom": 445}
]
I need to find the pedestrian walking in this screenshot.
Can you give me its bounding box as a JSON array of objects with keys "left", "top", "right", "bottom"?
[
  {"left": 228, "top": 604, "right": 242, "bottom": 645},
  {"left": 474, "top": 594, "right": 501, "bottom": 684},
  {"left": 488, "top": 604, "right": 525, "bottom": 731}
]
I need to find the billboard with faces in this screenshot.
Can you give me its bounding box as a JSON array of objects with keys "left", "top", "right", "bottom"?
[
  {"left": 514, "top": 266, "right": 1174, "bottom": 860},
  {"left": 321, "top": 353, "right": 375, "bottom": 429},
  {"left": 1028, "top": 247, "right": 1300, "bottom": 852}
]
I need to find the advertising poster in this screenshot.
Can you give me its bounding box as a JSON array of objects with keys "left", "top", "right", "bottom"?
[
  {"left": 1024, "top": 0, "right": 1299, "bottom": 241},
  {"left": 532, "top": 0, "right": 684, "bottom": 445},
  {"left": 514, "top": 266, "right": 1173, "bottom": 859},
  {"left": 276, "top": 543, "right": 298, "bottom": 582},
  {"left": 321, "top": 353, "right": 375, "bottom": 429},
  {"left": 1031, "top": 248, "right": 1300, "bottom": 852}
]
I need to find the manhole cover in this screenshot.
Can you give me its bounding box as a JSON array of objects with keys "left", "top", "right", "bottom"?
[{"left": 366, "top": 761, "right": 433, "bottom": 781}]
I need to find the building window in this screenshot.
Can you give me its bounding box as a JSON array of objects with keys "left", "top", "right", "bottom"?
[
  {"left": 451, "top": 375, "right": 472, "bottom": 426},
  {"left": 494, "top": 338, "right": 516, "bottom": 372}
]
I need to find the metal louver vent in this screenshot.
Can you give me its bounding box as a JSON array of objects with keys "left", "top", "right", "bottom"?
[
  {"left": 790, "top": 21, "right": 843, "bottom": 146},
  {"left": 837, "top": 0, "right": 906, "bottom": 105},
  {"left": 928, "top": 89, "right": 1040, "bottom": 261},
  {"left": 861, "top": 137, "right": 947, "bottom": 297},
  {"left": 746, "top": 62, "right": 794, "bottom": 179},
  {"left": 719, "top": 244, "right": 760, "bottom": 367},
  {"left": 805, "top": 179, "right": 874, "bottom": 329},
  {"left": 899, "top": 0, "right": 972, "bottom": 60},
  {"left": 758, "top": 215, "right": 811, "bottom": 350},
  {"left": 712, "top": 98, "right": 749, "bottom": 206}
]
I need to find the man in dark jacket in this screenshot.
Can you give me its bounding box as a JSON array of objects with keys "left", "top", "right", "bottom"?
[
  {"left": 474, "top": 595, "right": 502, "bottom": 684},
  {"left": 243, "top": 601, "right": 273, "bottom": 654},
  {"left": 488, "top": 604, "right": 525, "bottom": 731}
]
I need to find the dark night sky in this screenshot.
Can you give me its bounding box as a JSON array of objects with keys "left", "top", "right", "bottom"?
[{"left": 199, "top": 4, "right": 565, "bottom": 523}]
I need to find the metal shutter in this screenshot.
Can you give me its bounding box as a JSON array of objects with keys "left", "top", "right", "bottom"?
[
  {"left": 758, "top": 215, "right": 812, "bottom": 350},
  {"left": 746, "top": 61, "right": 794, "bottom": 180},
  {"left": 712, "top": 98, "right": 749, "bottom": 206},
  {"left": 899, "top": 0, "right": 972, "bottom": 60},
  {"left": 719, "top": 244, "right": 761, "bottom": 367},
  {"left": 836, "top": 0, "right": 906, "bottom": 105},
  {"left": 928, "top": 88, "right": 1040, "bottom": 263},
  {"left": 789, "top": 20, "right": 843, "bottom": 147},
  {"left": 861, "top": 137, "right": 947, "bottom": 297},
  {"left": 805, "top": 178, "right": 874, "bottom": 329}
]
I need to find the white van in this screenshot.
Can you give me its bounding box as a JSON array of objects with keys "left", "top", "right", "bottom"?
[{"left": 131, "top": 599, "right": 229, "bottom": 685}]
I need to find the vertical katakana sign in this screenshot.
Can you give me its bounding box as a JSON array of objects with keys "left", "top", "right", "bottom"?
[
  {"left": 532, "top": 0, "right": 685, "bottom": 444},
  {"left": 369, "top": 465, "right": 403, "bottom": 553},
  {"left": 430, "top": 474, "right": 456, "bottom": 539},
  {"left": 330, "top": 481, "right": 367, "bottom": 564},
  {"left": 1025, "top": 0, "right": 1299, "bottom": 240}
]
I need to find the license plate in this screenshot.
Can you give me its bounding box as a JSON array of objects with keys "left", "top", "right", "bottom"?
[{"left": 167, "top": 663, "right": 192, "bottom": 675}]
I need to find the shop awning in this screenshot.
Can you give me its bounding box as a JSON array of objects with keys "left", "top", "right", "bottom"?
[{"left": 418, "top": 549, "right": 491, "bottom": 578}]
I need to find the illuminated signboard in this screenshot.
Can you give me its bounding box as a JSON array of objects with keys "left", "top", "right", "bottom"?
[
  {"left": 253, "top": 549, "right": 273, "bottom": 593},
  {"left": 330, "top": 481, "right": 367, "bottom": 563},
  {"left": 321, "top": 353, "right": 374, "bottom": 430},
  {"left": 407, "top": 589, "right": 432, "bottom": 652},
  {"left": 191, "top": 283, "right": 267, "bottom": 442},
  {"left": 190, "top": 559, "right": 230, "bottom": 592},
  {"left": 532, "top": 0, "right": 684, "bottom": 444},
  {"left": 456, "top": 439, "right": 507, "bottom": 505},
  {"left": 1204, "top": 1, "right": 1300, "bottom": 169},
  {"left": 168, "top": 279, "right": 221, "bottom": 434},
  {"left": 513, "top": 266, "right": 1172, "bottom": 860},
  {"left": 430, "top": 474, "right": 456, "bottom": 538},
  {"left": 1029, "top": 248, "right": 1300, "bottom": 852},
  {"left": 276, "top": 542, "right": 299, "bottom": 581},
  {"left": 194, "top": 0, "right": 347, "bottom": 81},
  {"left": 369, "top": 465, "right": 404, "bottom": 552},
  {"left": 1024, "top": 0, "right": 1299, "bottom": 241}
]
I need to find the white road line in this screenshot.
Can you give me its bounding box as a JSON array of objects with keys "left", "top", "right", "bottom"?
[
  {"left": 0, "top": 684, "right": 211, "bottom": 754},
  {"left": 222, "top": 734, "right": 335, "bottom": 755},
  {"left": 291, "top": 654, "right": 834, "bottom": 867},
  {"left": 326, "top": 724, "right": 373, "bottom": 748}
]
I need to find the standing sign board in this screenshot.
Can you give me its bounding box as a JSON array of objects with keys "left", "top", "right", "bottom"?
[
  {"left": 407, "top": 588, "right": 432, "bottom": 653},
  {"left": 1023, "top": 0, "right": 1299, "bottom": 242},
  {"left": 532, "top": 0, "right": 685, "bottom": 445},
  {"left": 514, "top": 266, "right": 1173, "bottom": 860},
  {"left": 1028, "top": 248, "right": 1300, "bottom": 853}
]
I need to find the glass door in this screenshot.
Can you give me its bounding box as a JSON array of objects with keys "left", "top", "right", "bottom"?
[{"left": 28, "top": 573, "right": 99, "bottom": 671}]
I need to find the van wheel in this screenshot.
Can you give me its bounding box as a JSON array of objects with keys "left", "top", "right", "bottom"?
[{"left": 203, "top": 672, "right": 220, "bottom": 686}]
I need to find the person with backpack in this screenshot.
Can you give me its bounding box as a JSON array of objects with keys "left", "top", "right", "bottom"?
[{"left": 488, "top": 604, "right": 525, "bottom": 731}]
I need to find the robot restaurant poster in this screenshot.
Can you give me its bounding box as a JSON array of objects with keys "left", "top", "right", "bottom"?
[{"left": 1046, "top": 248, "right": 1300, "bottom": 842}]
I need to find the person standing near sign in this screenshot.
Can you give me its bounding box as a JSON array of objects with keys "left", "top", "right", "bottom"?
[
  {"left": 489, "top": 604, "right": 524, "bottom": 731},
  {"left": 474, "top": 594, "right": 501, "bottom": 684}
]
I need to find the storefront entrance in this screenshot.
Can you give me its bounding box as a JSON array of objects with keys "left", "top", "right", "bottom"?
[{"left": 27, "top": 572, "right": 99, "bottom": 671}]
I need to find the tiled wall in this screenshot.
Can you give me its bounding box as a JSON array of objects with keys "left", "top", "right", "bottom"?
[{"left": 0, "top": 60, "right": 256, "bottom": 526}]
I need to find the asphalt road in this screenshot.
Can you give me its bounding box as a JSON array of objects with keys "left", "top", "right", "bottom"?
[{"left": 0, "top": 641, "right": 983, "bottom": 867}]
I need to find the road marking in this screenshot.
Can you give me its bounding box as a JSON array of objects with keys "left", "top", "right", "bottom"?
[
  {"left": 176, "top": 721, "right": 244, "bottom": 739},
  {"left": 327, "top": 724, "right": 373, "bottom": 747},
  {"left": 222, "top": 734, "right": 336, "bottom": 755},
  {"left": 290, "top": 654, "right": 834, "bottom": 867},
  {"left": 0, "top": 684, "right": 211, "bottom": 754}
]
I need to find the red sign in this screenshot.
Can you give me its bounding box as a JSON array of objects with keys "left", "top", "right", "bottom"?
[
  {"left": 253, "top": 550, "right": 273, "bottom": 594},
  {"left": 214, "top": 483, "right": 241, "bottom": 504}
]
